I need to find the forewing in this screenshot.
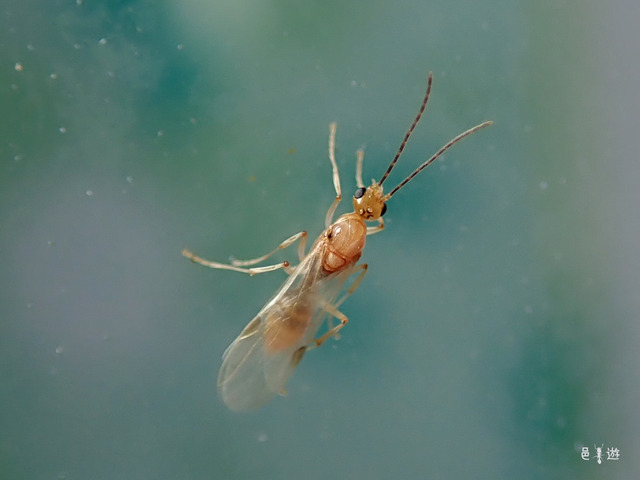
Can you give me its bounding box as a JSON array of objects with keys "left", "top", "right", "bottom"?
[
  {"left": 219, "top": 301, "right": 319, "bottom": 410},
  {"left": 259, "top": 264, "right": 357, "bottom": 396},
  {"left": 217, "top": 311, "right": 281, "bottom": 411},
  {"left": 217, "top": 242, "right": 358, "bottom": 411}
]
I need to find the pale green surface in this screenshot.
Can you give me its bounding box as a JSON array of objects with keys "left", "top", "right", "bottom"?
[{"left": 1, "top": 1, "right": 638, "bottom": 479}]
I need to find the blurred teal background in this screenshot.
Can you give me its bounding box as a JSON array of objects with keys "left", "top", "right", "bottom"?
[{"left": 1, "top": 0, "right": 638, "bottom": 479}]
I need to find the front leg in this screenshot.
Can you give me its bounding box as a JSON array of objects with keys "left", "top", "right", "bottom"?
[
  {"left": 324, "top": 122, "right": 343, "bottom": 228},
  {"left": 366, "top": 218, "right": 384, "bottom": 235}
]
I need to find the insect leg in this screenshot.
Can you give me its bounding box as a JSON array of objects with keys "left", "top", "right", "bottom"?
[
  {"left": 312, "top": 302, "right": 349, "bottom": 348},
  {"left": 355, "top": 148, "right": 384, "bottom": 235},
  {"left": 277, "top": 231, "right": 310, "bottom": 274},
  {"left": 182, "top": 231, "right": 307, "bottom": 276},
  {"left": 355, "top": 148, "right": 365, "bottom": 188},
  {"left": 324, "top": 122, "right": 343, "bottom": 228},
  {"left": 366, "top": 218, "right": 385, "bottom": 235},
  {"left": 312, "top": 264, "right": 368, "bottom": 347},
  {"left": 334, "top": 263, "right": 368, "bottom": 309}
]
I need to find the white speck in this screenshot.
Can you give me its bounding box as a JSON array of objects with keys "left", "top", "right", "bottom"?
[
  {"left": 14, "top": 62, "right": 23, "bottom": 72},
  {"left": 50, "top": 73, "right": 58, "bottom": 79},
  {"left": 99, "top": 38, "right": 107, "bottom": 45},
  {"left": 157, "top": 130, "right": 164, "bottom": 137},
  {"left": 27, "top": 44, "right": 34, "bottom": 51},
  {"left": 350, "top": 80, "right": 358, "bottom": 87},
  {"left": 14, "top": 155, "right": 22, "bottom": 162},
  {"left": 539, "top": 181, "right": 548, "bottom": 190},
  {"left": 55, "top": 346, "right": 64, "bottom": 354},
  {"left": 257, "top": 432, "right": 268, "bottom": 442},
  {"left": 73, "top": 43, "right": 81, "bottom": 50},
  {"left": 76, "top": 0, "right": 83, "bottom": 4},
  {"left": 86, "top": 189, "right": 93, "bottom": 196},
  {"left": 177, "top": 44, "right": 184, "bottom": 50},
  {"left": 59, "top": 127, "right": 67, "bottom": 134},
  {"left": 126, "top": 175, "right": 134, "bottom": 184}
]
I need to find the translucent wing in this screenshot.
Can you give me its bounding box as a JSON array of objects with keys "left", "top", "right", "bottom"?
[
  {"left": 217, "top": 313, "right": 285, "bottom": 411},
  {"left": 217, "top": 241, "right": 357, "bottom": 411}
]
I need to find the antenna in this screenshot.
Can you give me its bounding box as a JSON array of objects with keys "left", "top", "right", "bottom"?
[
  {"left": 378, "top": 72, "right": 434, "bottom": 186},
  {"left": 384, "top": 120, "right": 493, "bottom": 200}
]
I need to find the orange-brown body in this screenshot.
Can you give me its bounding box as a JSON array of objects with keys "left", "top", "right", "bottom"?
[
  {"left": 262, "top": 213, "right": 367, "bottom": 354},
  {"left": 322, "top": 213, "right": 367, "bottom": 272},
  {"left": 182, "top": 72, "right": 492, "bottom": 411}
]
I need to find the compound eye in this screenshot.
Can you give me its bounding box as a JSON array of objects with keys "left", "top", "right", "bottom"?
[
  {"left": 354, "top": 187, "right": 366, "bottom": 199},
  {"left": 380, "top": 203, "right": 387, "bottom": 216}
]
